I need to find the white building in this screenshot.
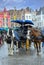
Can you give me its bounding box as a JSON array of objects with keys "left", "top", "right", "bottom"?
[
  {"left": 22, "top": 11, "right": 36, "bottom": 21},
  {"left": 21, "top": 9, "right": 36, "bottom": 27},
  {"left": 35, "top": 8, "right": 44, "bottom": 29},
  {"left": 21, "top": 7, "right": 44, "bottom": 29},
  {"left": 25, "top": 13, "right": 32, "bottom": 20},
  {"left": 24, "top": 11, "right": 36, "bottom": 27}
]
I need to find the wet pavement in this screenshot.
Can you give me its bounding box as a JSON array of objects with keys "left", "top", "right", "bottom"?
[{"left": 0, "top": 47, "right": 44, "bottom": 65}]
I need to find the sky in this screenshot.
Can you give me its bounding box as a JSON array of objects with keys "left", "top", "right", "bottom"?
[{"left": 0, "top": 0, "right": 44, "bottom": 10}]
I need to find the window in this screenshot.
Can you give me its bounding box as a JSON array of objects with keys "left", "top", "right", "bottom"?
[
  {"left": 6, "top": 18, "right": 8, "bottom": 22},
  {"left": 22, "top": 16, "right": 24, "bottom": 19},
  {"left": 3, "top": 18, "right": 5, "bottom": 26},
  {"left": 6, "top": 18, "right": 8, "bottom": 26},
  {"left": 29, "top": 16, "right": 31, "bottom": 18},
  {"left": 26, "top": 16, "right": 28, "bottom": 19}
]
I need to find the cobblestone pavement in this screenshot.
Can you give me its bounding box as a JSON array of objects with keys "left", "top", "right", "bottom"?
[{"left": 0, "top": 47, "right": 44, "bottom": 65}]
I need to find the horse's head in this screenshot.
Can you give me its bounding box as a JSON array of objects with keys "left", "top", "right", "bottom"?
[
  {"left": 30, "top": 28, "right": 41, "bottom": 37},
  {"left": 28, "top": 28, "right": 41, "bottom": 40}
]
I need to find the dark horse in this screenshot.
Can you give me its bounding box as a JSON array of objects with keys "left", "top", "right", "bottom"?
[{"left": 29, "top": 27, "right": 43, "bottom": 55}]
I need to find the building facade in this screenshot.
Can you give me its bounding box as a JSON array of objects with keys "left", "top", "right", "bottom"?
[
  {"left": 35, "top": 7, "right": 44, "bottom": 29},
  {"left": 0, "top": 8, "right": 11, "bottom": 28}
]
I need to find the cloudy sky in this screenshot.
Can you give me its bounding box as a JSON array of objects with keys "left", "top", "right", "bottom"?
[{"left": 0, "top": 0, "right": 44, "bottom": 10}]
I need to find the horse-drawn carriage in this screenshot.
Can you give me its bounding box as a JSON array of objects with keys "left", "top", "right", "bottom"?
[{"left": 6, "top": 20, "right": 44, "bottom": 55}]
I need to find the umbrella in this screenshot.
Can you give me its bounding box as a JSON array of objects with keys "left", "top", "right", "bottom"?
[
  {"left": 4, "top": 27, "right": 8, "bottom": 32},
  {"left": 11, "top": 20, "right": 34, "bottom": 25},
  {"left": 11, "top": 20, "right": 24, "bottom": 24},
  {"left": 0, "top": 28, "right": 4, "bottom": 31},
  {"left": 24, "top": 20, "right": 34, "bottom": 25}
]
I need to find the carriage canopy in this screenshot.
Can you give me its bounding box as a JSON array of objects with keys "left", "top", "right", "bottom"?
[{"left": 11, "top": 20, "right": 34, "bottom": 25}]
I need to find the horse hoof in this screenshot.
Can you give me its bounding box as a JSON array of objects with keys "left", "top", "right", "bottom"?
[
  {"left": 8, "top": 54, "right": 14, "bottom": 56},
  {"left": 37, "top": 53, "right": 39, "bottom": 56},
  {"left": 39, "top": 52, "right": 42, "bottom": 55},
  {"left": 37, "top": 52, "right": 42, "bottom": 56}
]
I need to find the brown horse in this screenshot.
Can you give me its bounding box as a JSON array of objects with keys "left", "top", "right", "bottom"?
[{"left": 29, "top": 27, "right": 43, "bottom": 55}]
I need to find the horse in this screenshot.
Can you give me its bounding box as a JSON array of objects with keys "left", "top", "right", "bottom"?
[
  {"left": 6, "top": 28, "right": 15, "bottom": 55},
  {"left": 29, "top": 27, "right": 43, "bottom": 55}
]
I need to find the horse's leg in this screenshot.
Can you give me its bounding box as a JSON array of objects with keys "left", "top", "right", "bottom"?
[
  {"left": 8, "top": 38, "right": 11, "bottom": 55},
  {"left": 10, "top": 38, "right": 11, "bottom": 48},
  {"left": 9, "top": 36, "right": 14, "bottom": 55},
  {"left": 39, "top": 42, "right": 43, "bottom": 54},
  {"left": 10, "top": 40, "right": 14, "bottom": 55},
  {"left": 37, "top": 41, "right": 42, "bottom": 55},
  {"left": 36, "top": 42, "right": 39, "bottom": 55},
  {"left": 39, "top": 42, "right": 41, "bottom": 52}
]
